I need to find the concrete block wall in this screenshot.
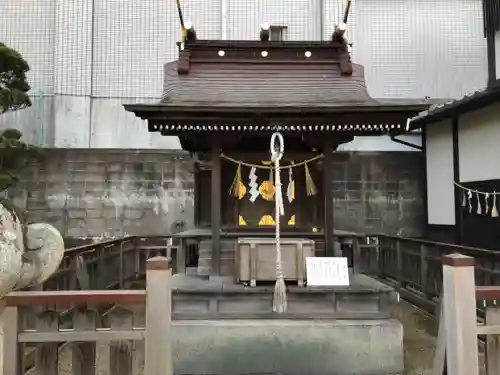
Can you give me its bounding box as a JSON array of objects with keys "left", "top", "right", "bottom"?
[
  {"left": 8, "top": 149, "right": 194, "bottom": 239},
  {"left": 7, "top": 150, "right": 423, "bottom": 239},
  {"left": 331, "top": 152, "right": 424, "bottom": 237}
]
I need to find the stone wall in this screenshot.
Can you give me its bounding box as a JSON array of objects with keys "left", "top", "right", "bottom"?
[
  {"left": 332, "top": 152, "right": 424, "bottom": 237},
  {"left": 7, "top": 149, "right": 424, "bottom": 239},
  {"left": 8, "top": 149, "right": 194, "bottom": 239}
]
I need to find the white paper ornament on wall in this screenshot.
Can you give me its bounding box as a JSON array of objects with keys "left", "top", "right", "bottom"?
[{"left": 476, "top": 191, "right": 482, "bottom": 215}]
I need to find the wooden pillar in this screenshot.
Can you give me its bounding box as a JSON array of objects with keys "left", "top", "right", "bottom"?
[
  {"left": 145, "top": 256, "right": 173, "bottom": 375},
  {"left": 323, "top": 140, "right": 334, "bottom": 256},
  {"left": 442, "top": 254, "right": 478, "bottom": 375},
  {"left": 211, "top": 142, "right": 221, "bottom": 276},
  {"left": 194, "top": 160, "right": 200, "bottom": 226}
]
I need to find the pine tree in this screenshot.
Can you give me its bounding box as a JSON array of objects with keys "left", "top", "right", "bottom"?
[
  {"left": 0, "top": 42, "right": 31, "bottom": 113},
  {"left": 0, "top": 42, "right": 44, "bottom": 193}
]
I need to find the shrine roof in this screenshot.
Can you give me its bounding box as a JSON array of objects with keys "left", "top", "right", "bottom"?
[
  {"left": 159, "top": 41, "right": 373, "bottom": 107},
  {"left": 124, "top": 40, "right": 430, "bottom": 135}
]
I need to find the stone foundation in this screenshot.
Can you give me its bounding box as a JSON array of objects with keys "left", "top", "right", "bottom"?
[{"left": 172, "top": 319, "right": 404, "bottom": 375}]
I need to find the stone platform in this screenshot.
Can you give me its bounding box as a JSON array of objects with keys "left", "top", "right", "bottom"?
[
  {"left": 166, "top": 273, "right": 403, "bottom": 375},
  {"left": 170, "top": 272, "right": 395, "bottom": 320}
]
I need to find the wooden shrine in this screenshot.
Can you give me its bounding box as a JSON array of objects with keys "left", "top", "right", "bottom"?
[{"left": 124, "top": 23, "right": 429, "bottom": 280}]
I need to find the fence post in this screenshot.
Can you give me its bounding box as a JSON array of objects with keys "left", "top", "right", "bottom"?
[
  {"left": 442, "top": 253, "right": 479, "bottom": 375},
  {"left": 419, "top": 244, "right": 429, "bottom": 297},
  {"left": 395, "top": 240, "right": 404, "bottom": 286},
  {"left": 376, "top": 236, "right": 384, "bottom": 278},
  {"left": 485, "top": 306, "right": 500, "bottom": 375},
  {"left": 72, "top": 308, "right": 97, "bottom": 375},
  {"left": 144, "top": 256, "right": 172, "bottom": 375},
  {"left": 1, "top": 302, "right": 19, "bottom": 375},
  {"left": 352, "top": 237, "right": 362, "bottom": 274}
]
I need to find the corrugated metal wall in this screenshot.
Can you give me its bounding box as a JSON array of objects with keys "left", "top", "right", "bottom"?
[{"left": 0, "top": 0, "right": 488, "bottom": 149}]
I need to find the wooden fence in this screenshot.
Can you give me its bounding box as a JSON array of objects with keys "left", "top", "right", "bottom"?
[
  {"left": 42, "top": 236, "right": 176, "bottom": 291},
  {"left": 354, "top": 234, "right": 500, "bottom": 316},
  {"left": 1, "top": 256, "right": 173, "bottom": 375}
]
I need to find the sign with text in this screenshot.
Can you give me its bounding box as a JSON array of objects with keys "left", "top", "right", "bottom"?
[{"left": 306, "top": 257, "right": 350, "bottom": 286}]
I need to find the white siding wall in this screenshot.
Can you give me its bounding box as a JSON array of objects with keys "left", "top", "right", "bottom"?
[
  {"left": 426, "top": 119, "right": 455, "bottom": 225},
  {"left": 459, "top": 102, "right": 500, "bottom": 182},
  {"left": 0, "top": 0, "right": 488, "bottom": 149}
]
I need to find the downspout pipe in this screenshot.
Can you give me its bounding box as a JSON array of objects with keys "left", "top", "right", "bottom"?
[
  {"left": 221, "top": 0, "right": 228, "bottom": 39},
  {"left": 319, "top": 0, "right": 324, "bottom": 40}
]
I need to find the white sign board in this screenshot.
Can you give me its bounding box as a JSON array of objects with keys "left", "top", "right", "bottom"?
[{"left": 306, "top": 257, "right": 350, "bottom": 286}]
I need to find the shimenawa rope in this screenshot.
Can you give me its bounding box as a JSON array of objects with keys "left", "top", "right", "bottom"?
[
  {"left": 220, "top": 153, "right": 324, "bottom": 169},
  {"left": 270, "top": 132, "right": 287, "bottom": 313}
]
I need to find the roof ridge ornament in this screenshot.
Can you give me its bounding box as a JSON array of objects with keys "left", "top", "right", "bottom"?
[
  {"left": 260, "top": 22, "right": 271, "bottom": 41},
  {"left": 177, "top": 49, "right": 191, "bottom": 74},
  {"left": 332, "top": 0, "right": 353, "bottom": 75}
]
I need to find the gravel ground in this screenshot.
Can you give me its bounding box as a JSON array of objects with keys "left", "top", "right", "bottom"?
[
  {"left": 392, "top": 301, "right": 436, "bottom": 375},
  {"left": 394, "top": 300, "right": 486, "bottom": 375}
]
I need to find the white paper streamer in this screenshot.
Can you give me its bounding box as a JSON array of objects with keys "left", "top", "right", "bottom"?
[{"left": 248, "top": 167, "right": 259, "bottom": 203}]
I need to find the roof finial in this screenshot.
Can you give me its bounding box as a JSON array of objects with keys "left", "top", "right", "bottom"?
[
  {"left": 332, "top": 0, "right": 351, "bottom": 44},
  {"left": 260, "top": 22, "right": 271, "bottom": 41}
]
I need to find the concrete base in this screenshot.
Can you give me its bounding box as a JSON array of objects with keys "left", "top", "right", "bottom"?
[{"left": 172, "top": 319, "right": 404, "bottom": 375}]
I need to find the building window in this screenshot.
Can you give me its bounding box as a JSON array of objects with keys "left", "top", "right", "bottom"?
[{"left": 270, "top": 26, "right": 288, "bottom": 41}]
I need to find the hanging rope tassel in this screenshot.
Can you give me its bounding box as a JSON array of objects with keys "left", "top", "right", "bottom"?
[
  {"left": 492, "top": 192, "right": 499, "bottom": 218},
  {"left": 229, "top": 163, "right": 244, "bottom": 198},
  {"left": 304, "top": 163, "right": 318, "bottom": 196},
  {"left": 468, "top": 190, "right": 473, "bottom": 213},
  {"left": 270, "top": 132, "right": 287, "bottom": 313},
  {"left": 461, "top": 190, "right": 466, "bottom": 207},
  {"left": 287, "top": 166, "right": 294, "bottom": 203},
  {"left": 485, "top": 193, "right": 490, "bottom": 215}
]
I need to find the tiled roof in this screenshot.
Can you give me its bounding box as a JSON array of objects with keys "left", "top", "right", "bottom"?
[{"left": 407, "top": 86, "right": 500, "bottom": 128}]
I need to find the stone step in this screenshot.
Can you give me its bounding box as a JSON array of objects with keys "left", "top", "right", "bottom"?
[
  {"left": 186, "top": 267, "right": 199, "bottom": 277},
  {"left": 198, "top": 253, "right": 235, "bottom": 260},
  {"left": 197, "top": 265, "right": 234, "bottom": 277},
  {"left": 198, "top": 258, "right": 235, "bottom": 265},
  {"left": 198, "top": 250, "right": 235, "bottom": 258}
]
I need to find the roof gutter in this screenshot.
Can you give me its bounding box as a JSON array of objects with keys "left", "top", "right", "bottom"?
[
  {"left": 388, "top": 116, "right": 422, "bottom": 150},
  {"left": 390, "top": 134, "right": 422, "bottom": 151}
]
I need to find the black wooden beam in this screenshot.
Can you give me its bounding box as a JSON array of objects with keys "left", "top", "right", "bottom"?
[
  {"left": 211, "top": 141, "right": 221, "bottom": 276},
  {"left": 323, "top": 139, "right": 334, "bottom": 257},
  {"left": 452, "top": 117, "right": 462, "bottom": 245},
  {"left": 194, "top": 159, "right": 200, "bottom": 226},
  {"left": 487, "top": 34, "right": 497, "bottom": 87},
  {"left": 422, "top": 125, "right": 429, "bottom": 239}
]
